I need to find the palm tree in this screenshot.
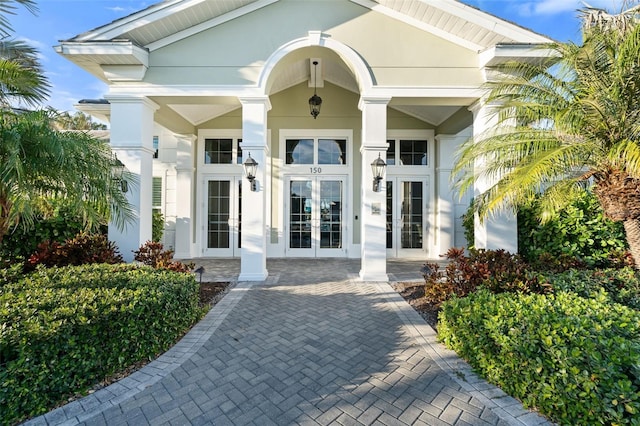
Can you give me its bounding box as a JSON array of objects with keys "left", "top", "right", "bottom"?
[
  {"left": 0, "top": 109, "right": 133, "bottom": 246},
  {"left": 453, "top": 4, "right": 640, "bottom": 266},
  {"left": 0, "top": 0, "right": 47, "bottom": 107},
  {"left": 0, "top": 0, "right": 133, "bottom": 246}
]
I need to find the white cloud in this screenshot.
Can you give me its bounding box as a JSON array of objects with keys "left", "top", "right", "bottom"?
[{"left": 106, "top": 6, "right": 127, "bottom": 13}]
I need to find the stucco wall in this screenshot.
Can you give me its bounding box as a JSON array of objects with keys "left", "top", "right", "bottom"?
[{"left": 145, "top": 0, "right": 482, "bottom": 88}]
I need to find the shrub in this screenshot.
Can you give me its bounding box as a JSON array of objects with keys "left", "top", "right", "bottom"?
[
  {"left": 518, "top": 190, "right": 628, "bottom": 268},
  {"left": 134, "top": 241, "right": 194, "bottom": 273},
  {"left": 461, "top": 200, "right": 475, "bottom": 250},
  {"left": 545, "top": 267, "right": 640, "bottom": 310},
  {"left": 26, "top": 233, "right": 123, "bottom": 271},
  {"left": 152, "top": 210, "right": 164, "bottom": 242},
  {"left": 0, "top": 200, "right": 97, "bottom": 264},
  {"left": 438, "top": 290, "right": 640, "bottom": 425},
  {"left": 422, "top": 248, "right": 547, "bottom": 307},
  {"left": 0, "top": 263, "right": 203, "bottom": 425}
]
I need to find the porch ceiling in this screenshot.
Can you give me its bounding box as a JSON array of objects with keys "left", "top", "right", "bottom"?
[{"left": 147, "top": 57, "right": 465, "bottom": 126}]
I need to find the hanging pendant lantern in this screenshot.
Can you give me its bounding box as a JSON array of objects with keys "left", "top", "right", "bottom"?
[{"left": 309, "top": 60, "right": 322, "bottom": 119}]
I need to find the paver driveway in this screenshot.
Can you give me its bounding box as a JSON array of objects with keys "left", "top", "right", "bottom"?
[{"left": 27, "top": 259, "right": 551, "bottom": 426}]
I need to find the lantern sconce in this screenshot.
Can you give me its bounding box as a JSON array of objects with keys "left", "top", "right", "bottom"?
[
  {"left": 243, "top": 153, "right": 258, "bottom": 191},
  {"left": 309, "top": 60, "right": 322, "bottom": 119},
  {"left": 112, "top": 154, "right": 129, "bottom": 193},
  {"left": 371, "top": 153, "right": 386, "bottom": 192}
]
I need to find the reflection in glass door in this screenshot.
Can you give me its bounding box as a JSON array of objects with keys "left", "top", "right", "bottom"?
[
  {"left": 204, "top": 178, "right": 241, "bottom": 257},
  {"left": 287, "top": 177, "right": 345, "bottom": 257},
  {"left": 387, "top": 178, "right": 428, "bottom": 257}
]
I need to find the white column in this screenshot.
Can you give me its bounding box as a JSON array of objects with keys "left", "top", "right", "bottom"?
[
  {"left": 469, "top": 102, "right": 518, "bottom": 253},
  {"left": 359, "top": 97, "right": 391, "bottom": 282},
  {"left": 238, "top": 97, "right": 271, "bottom": 281},
  {"left": 435, "top": 134, "right": 456, "bottom": 255},
  {"left": 174, "top": 134, "right": 196, "bottom": 259},
  {"left": 106, "top": 95, "right": 159, "bottom": 261}
]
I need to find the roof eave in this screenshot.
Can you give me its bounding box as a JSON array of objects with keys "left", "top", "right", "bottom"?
[{"left": 479, "top": 43, "right": 557, "bottom": 68}]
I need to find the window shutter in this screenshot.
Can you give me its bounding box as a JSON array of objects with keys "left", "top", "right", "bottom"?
[{"left": 152, "top": 177, "right": 162, "bottom": 210}]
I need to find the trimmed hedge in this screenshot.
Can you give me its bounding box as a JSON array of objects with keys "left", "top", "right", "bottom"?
[
  {"left": 546, "top": 267, "right": 640, "bottom": 311},
  {"left": 0, "top": 264, "right": 203, "bottom": 425},
  {"left": 438, "top": 290, "right": 640, "bottom": 425}
]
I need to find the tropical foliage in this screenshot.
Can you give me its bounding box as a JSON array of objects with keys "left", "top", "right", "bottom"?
[
  {"left": 0, "top": 0, "right": 47, "bottom": 108},
  {"left": 453, "top": 4, "right": 640, "bottom": 266},
  {"left": 0, "top": 0, "right": 132, "bottom": 246},
  {"left": 0, "top": 109, "right": 133, "bottom": 245}
]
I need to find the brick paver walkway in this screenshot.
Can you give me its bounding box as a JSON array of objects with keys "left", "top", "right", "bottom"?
[{"left": 26, "top": 259, "right": 551, "bottom": 426}]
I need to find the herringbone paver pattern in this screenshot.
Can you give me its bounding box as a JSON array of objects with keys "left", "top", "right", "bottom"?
[{"left": 27, "top": 259, "right": 551, "bottom": 426}]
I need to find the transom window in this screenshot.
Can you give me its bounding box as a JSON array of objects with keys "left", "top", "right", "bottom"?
[
  {"left": 286, "top": 138, "right": 347, "bottom": 165},
  {"left": 204, "top": 138, "right": 243, "bottom": 164},
  {"left": 386, "top": 139, "right": 428, "bottom": 166}
]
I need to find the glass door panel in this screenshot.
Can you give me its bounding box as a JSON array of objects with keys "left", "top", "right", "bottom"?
[
  {"left": 387, "top": 178, "right": 428, "bottom": 258},
  {"left": 287, "top": 177, "right": 346, "bottom": 257},
  {"left": 289, "top": 180, "right": 312, "bottom": 249},
  {"left": 204, "top": 178, "right": 241, "bottom": 257},
  {"left": 207, "top": 180, "right": 230, "bottom": 249},
  {"left": 319, "top": 180, "right": 342, "bottom": 249},
  {"left": 400, "top": 181, "right": 423, "bottom": 249}
]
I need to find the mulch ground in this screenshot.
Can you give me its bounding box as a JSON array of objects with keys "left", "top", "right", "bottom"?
[
  {"left": 392, "top": 281, "right": 440, "bottom": 330},
  {"left": 199, "top": 281, "right": 230, "bottom": 307}
]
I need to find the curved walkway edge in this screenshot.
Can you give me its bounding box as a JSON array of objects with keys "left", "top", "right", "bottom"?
[
  {"left": 369, "top": 281, "right": 551, "bottom": 426},
  {"left": 23, "top": 278, "right": 263, "bottom": 426},
  {"left": 24, "top": 260, "right": 551, "bottom": 426}
]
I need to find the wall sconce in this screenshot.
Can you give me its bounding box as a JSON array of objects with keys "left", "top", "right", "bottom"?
[
  {"left": 308, "top": 60, "right": 322, "bottom": 119},
  {"left": 112, "top": 154, "right": 129, "bottom": 193},
  {"left": 243, "top": 153, "right": 258, "bottom": 191},
  {"left": 371, "top": 153, "right": 386, "bottom": 192}
]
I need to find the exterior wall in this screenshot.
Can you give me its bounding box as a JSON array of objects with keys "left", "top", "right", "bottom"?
[{"left": 145, "top": 0, "right": 481, "bottom": 89}]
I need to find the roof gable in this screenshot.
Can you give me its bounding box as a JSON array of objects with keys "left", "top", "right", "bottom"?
[{"left": 65, "top": 0, "right": 552, "bottom": 52}]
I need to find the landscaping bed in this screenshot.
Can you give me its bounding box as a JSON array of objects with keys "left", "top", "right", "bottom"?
[
  {"left": 0, "top": 263, "right": 229, "bottom": 425},
  {"left": 393, "top": 248, "right": 640, "bottom": 426}
]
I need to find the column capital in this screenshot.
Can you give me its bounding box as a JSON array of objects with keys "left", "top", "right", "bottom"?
[
  {"left": 104, "top": 94, "right": 160, "bottom": 111},
  {"left": 238, "top": 96, "right": 272, "bottom": 111},
  {"left": 358, "top": 96, "right": 391, "bottom": 110}
]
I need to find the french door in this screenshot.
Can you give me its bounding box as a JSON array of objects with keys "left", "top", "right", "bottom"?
[
  {"left": 203, "top": 177, "right": 242, "bottom": 257},
  {"left": 286, "top": 176, "right": 346, "bottom": 257},
  {"left": 386, "top": 177, "right": 429, "bottom": 258}
]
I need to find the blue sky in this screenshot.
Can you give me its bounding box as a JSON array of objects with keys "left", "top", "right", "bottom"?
[{"left": 11, "top": 0, "right": 623, "bottom": 113}]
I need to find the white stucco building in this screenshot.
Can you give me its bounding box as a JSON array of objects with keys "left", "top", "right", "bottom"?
[{"left": 55, "top": 0, "right": 551, "bottom": 281}]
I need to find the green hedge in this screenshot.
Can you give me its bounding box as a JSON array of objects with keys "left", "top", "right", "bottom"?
[
  {"left": 438, "top": 290, "right": 640, "bottom": 425},
  {"left": 546, "top": 267, "right": 640, "bottom": 311},
  {"left": 517, "top": 190, "right": 628, "bottom": 267},
  {"left": 0, "top": 264, "right": 203, "bottom": 425}
]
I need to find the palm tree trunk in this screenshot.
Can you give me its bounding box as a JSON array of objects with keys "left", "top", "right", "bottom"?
[{"left": 623, "top": 218, "right": 640, "bottom": 268}]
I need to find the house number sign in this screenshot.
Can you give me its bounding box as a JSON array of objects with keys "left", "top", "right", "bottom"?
[{"left": 310, "top": 167, "right": 322, "bottom": 174}]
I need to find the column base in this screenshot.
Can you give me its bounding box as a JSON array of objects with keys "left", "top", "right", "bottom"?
[
  {"left": 238, "top": 271, "right": 268, "bottom": 282},
  {"left": 359, "top": 270, "right": 389, "bottom": 282}
]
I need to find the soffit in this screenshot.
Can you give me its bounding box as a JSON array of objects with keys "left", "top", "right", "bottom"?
[{"left": 63, "top": 0, "right": 551, "bottom": 51}]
